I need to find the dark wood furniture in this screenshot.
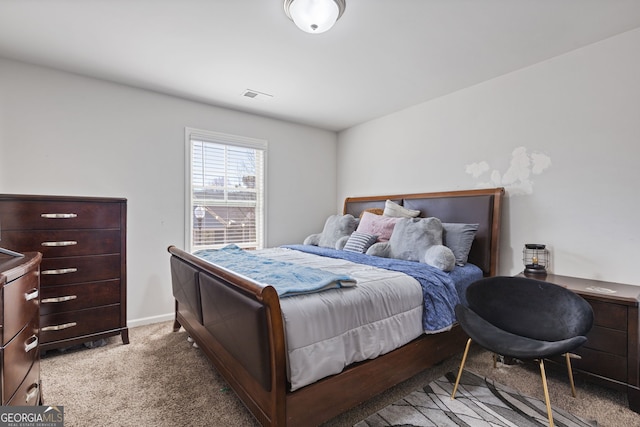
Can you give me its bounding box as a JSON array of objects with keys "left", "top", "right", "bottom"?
[
  {"left": 520, "top": 272, "right": 640, "bottom": 413},
  {"left": 0, "top": 195, "right": 128, "bottom": 352},
  {"left": 0, "top": 252, "right": 42, "bottom": 405},
  {"left": 169, "top": 187, "right": 504, "bottom": 426}
]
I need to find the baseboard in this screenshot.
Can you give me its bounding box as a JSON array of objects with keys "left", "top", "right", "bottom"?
[{"left": 127, "top": 312, "right": 174, "bottom": 328}]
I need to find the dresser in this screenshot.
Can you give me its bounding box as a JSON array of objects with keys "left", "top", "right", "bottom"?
[
  {"left": 519, "top": 272, "right": 640, "bottom": 413},
  {"left": 0, "top": 252, "right": 42, "bottom": 405},
  {"left": 0, "top": 195, "right": 128, "bottom": 352}
]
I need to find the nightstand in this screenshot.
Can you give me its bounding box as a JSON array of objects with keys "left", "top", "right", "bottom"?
[{"left": 518, "top": 272, "right": 640, "bottom": 413}]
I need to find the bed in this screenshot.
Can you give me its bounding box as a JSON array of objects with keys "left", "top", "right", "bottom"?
[{"left": 168, "top": 187, "right": 504, "bottom": 426}]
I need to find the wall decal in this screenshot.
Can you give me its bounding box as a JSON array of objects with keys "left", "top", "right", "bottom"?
[{"left": 466, "top": 147, "right": 551, "bottom": 195}]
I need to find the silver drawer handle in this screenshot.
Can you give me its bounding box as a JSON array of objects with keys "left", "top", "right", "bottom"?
[
  {"left": 41, "top": 322, "right": 77, "bottom": 332},
  {"left": 25, "top": 383, "right": 39, "bottom": 404},
  {"left": 41, "top": 213, "right": 77, "bottom": 219},
  {"left": 41, "top": 241, "right": 78, "bottom": 247},
  {"left": 25, "top": 288, "right": 39, "bottom": 301},
  {"left": 41, "top": 295, "right": 77, "bottom": 304},
  {"left": 24, "top": 335, "right": 38, "bottom": 353},
  {"left": 41, "top": 268, "right": 78, "bottom": 275}
]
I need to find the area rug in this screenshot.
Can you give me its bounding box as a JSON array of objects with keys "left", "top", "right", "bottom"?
[{"left": 354, "top": 370, "right": 597, "bottom": 427}]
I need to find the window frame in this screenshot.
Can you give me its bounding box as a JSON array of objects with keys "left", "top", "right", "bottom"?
[{"left": 184, "top": 127, "right": 267, "bottom": 252}]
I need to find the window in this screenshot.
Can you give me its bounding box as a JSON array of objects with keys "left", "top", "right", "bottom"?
[{"left": 185, "top": 128, "right": 266, "bottom": 252}]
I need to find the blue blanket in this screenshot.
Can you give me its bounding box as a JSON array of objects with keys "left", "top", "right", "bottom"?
[
  {"left": 283, "top": 244, "right": 481, "bottom": 332},
  {"left": 194, "top": 245, "right": 356, "bottom": 297}
]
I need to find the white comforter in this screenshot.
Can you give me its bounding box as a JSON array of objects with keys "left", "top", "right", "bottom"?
[{"left": 255, "top": 248, "right": 423, "bottom": 391}]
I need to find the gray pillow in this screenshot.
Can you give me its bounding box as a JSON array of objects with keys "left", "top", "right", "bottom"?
[
  {"left": 387, "top": 217, "right": 443, "bottom": 262},
  {"left": 366, "top": 217, "right": 454, "bottom": 271},
  {"left": 442, "top": 223, "right": 479, "bottom": 266},
  {"left": 424, "top": 245, "right": 456, "bottom": 272},
  {"left": 366, "top": 241, "right": 389, "bottom": 257},
  {"left": 303, "top": 214, "right": 358, "bottom": 250}
]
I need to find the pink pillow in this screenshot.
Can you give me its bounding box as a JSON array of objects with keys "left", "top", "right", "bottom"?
[{"left": 357, "top": 211, "right": 399, "bottom": 242}]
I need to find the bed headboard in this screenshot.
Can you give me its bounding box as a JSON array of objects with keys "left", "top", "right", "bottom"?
[{"left": 343, "top": 187, "right": 505, "bottom": 277}]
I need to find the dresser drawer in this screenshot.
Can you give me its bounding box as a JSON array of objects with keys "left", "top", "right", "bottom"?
[
  {"left": 584, "top": 325, "right": 627, "bottom": 356},
  {"left": 5, "top": 363, "right": 40, "bottom": 406},
  {"left": 40, "top": 304, "right": 121, "bottom": 343},
  {"left": 2, "top": 319, "right": 39, "bottom": 401},
  {"left": 573, "top": 346, "right": 628, "bottom": 382},
  {"left": 589, "top": 299, "right": 627, "bottom": 331},
  {"left": 40, "top": 254, "right": 121, "bottom": 286},
  {"left": 40, "top": 280, "right": 121, "bottom": 315},
  {"left": 2, "top": 268, "right": 39, "bottom": 345},
  {"left": 1, "top": 229, "right": 121, "bottom": 257},
  {"left": 0, "top": 200, "right": 121, "bottom": 230}
]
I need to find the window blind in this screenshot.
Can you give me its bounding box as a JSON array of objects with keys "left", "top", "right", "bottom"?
[{"left": 186, "top": 128, "right": 266, "bottom": 251}]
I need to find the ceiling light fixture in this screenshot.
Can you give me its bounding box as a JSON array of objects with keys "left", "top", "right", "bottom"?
[{"left": 284, "top": 0, "right": 346, "bottom": 34}]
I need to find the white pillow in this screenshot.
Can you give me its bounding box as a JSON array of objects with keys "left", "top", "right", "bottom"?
[{"left": 383, "top": 200, "right": 420, "bottom": 218}]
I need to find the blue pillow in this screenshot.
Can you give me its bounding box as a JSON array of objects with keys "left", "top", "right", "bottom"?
[{"left": 343, "top": 232, "right": 378, "bottom": 253}]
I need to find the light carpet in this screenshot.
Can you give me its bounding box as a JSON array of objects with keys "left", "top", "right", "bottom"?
[
  {"left": 354, "top": 370, "right": 596, "bottom": 427},
  {"left": 40, "top": 321, "right": 638, "bottom": 426}
]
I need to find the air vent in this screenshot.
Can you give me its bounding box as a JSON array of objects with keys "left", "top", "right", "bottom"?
[{"left": 242, "top": 89, "right": 273, "bottom": 100}]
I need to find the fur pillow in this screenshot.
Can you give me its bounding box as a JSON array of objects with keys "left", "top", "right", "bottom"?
[
  {"left": 303, "top": 214, "right": 358, "bottom": 250},
  {"left": 366, "top": 217, "right": 455, "bottom": 271},
  {"left": 356, "top": 211, "right": 399, "bottom": 242},
  {"left": 424, "top": 245, "right": 456, "bottom": 271}
]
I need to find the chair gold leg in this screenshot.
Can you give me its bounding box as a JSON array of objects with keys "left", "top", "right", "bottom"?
[
  {"left": 493, "top": 352, "right": 497, "bottom": 368},
  {"left": 451, "top": 338, "right": 472, "bottom": 400},
  {"left": 565, "top": 353, "right": 577, "bottom": 398},
  {"left": 539, "top": 359, "right": 555, "bottom": 427}
]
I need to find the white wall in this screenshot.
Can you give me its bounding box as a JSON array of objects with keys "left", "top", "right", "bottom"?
[
  {"left": 338, "top": 28, "right": 640, "bottom": 286},
  {"left": 0, "top": 59, "right": 338, "bottom": 326},
  {"left": 2, "top": 26, "right": 638, "bottom": 327}
]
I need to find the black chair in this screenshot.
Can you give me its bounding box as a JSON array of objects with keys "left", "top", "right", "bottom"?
[{"left": 451, "top": 276, "right": 594, "bottom": 427}]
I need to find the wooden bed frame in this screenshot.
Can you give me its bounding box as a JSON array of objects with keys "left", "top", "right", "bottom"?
[{"left": 168, "top": 187, "right": 504, "bottom": 426}]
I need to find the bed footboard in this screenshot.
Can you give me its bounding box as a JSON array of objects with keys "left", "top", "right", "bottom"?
[{"left": 168, "top": 246, "right": 287, "bottom": 426}]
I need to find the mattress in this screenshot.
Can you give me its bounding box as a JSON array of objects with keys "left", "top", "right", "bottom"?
[
  {"left": 254, "top": 247, "right": 426, "bottom": 391},
  {"left": 195, "top": 245, "right": 481, "bottom": 391}
]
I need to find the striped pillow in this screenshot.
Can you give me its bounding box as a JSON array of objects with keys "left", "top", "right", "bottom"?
[{"left": 343, "top": 232, "right": 378, "bottom": 253}]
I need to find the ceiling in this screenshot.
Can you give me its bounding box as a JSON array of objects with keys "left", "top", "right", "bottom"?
[{"left": 1, "top": 1, "right": 640, "bottom": 132}]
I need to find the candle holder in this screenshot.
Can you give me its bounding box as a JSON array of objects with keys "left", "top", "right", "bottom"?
[{"left": 523, "top": 243, "right": 548, "bottom": 275}]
